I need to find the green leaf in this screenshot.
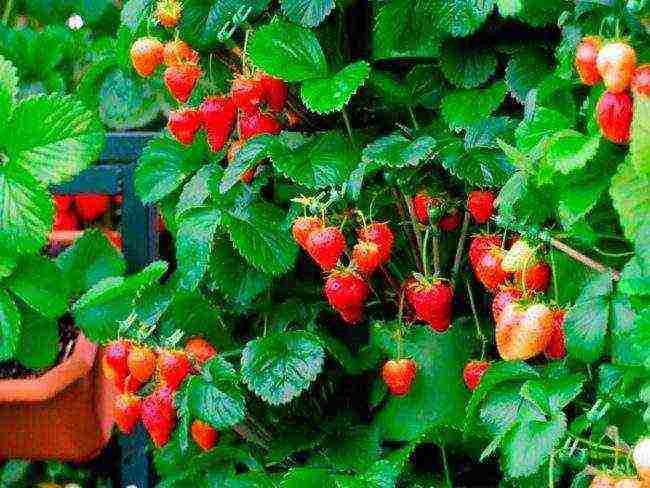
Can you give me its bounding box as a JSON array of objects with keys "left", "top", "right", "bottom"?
[
  {"left": 465, "top": 117, "right": 517, "bottom": 149},
  {"left": 220, "top": 136, "right": 274, "bottom": 194},
  {"left": 610, "top": 296, "right": 647, "bottom": 366},
  {"left": 242, "top": 331, "right": 325, "bottom": 405},
  {"left": 441, "top": 82, "right": 507, "bottom": 130},
  {"left": 515, "top": 108, "right": 571, "bottom": 153},
  {"left": 440, "top": 41, "right": 497, "bottom": 88},
  {"left": 0, "top": 290, "right": 20, "bottom": 361},
  {"left": 135, "top": 134, "right": 206, "bottom": 204},
  {"left": 177, "top": 163, "right": 217, "bottom": 217},
  {"left": 565, "top": 272, "right": 613, "bottom": 363},
  {"left": 436, "top": 0, "right": 495, "bottom": 37},
  {"left": 280, "top": 0, "right": 334, "bottom": 27},
  {"left": 99, "top": 69, "right": 165, "bottom": 131},
  {"left": 120, "top": 0, "right": 153, "bottom": 31},
  {"left": 440, "top": 142, "right": 515, "bottom": 187},
  {"left": 610, "top": 159, "right": 650, "bottom": 244},
  {"left": 73, "top": 261, "right": 168, "bottom": 342},
  {"left": 496, "top": 172, "right": 555, "bottom": 225},
  {"left": 497, "top": 0, "right": 522, "bottom": 16},
  {"left": 502, "top": 413, "right": 567, "bottom": 478},
  {"left": 5, "top": 94, "right": 105, "bottom": 186},
  {"left": 223, "top": 202, "right": 298, "bottom": 275},
  {"left": 186, "top": 356, "right": 246, "bottom": 429},
  {"left": 545, "top": 130, "right": 600, "bottom": 174},
  {"left": 631, "top": 96, "right": 650, "bottom": 175},
  {"left": 15, "top": 307, "right": 58, "bottom": 370},
  {"left": 206, "top": 239, "right": 272, "bottom": 305},
  {"left": 372, "top": 321, "right": 474, "bottom": 441},
  {"left": 7, "top": 255, "right": 69, "bottom": 319},
  {"left": 55, "top": 229, "right": 126, "bottom": 297},
  {"left": 367, "top": 71, "right": 411, "bottom": 106},
  {"left": 176, "top": 207, "right": 222, "bottom": 291},
  {"left": 0, "top": 54, "right": 17, "bottom": 123},
  {"left": 0, "top": 164, "right": 54, "bottom": 254},
  {"left": 362, "top": 134, "right": 437, "bottom": 169},
  {"left": 619, "top": 257, "right": 650, "bottom": 297},
  {"left": 310, "top": 424, "right": 382, "bottom": 472},
  {"left": 301, "top": 61, "right": 370, "bottom": 114},
  {"left": 248, "top": 20, "right": 328, "bottom": 81},
  {"left": 269, "top": 131, "right": 359, "bottom": 188},
  {"left": 505, "top": 47, "right": 554, "bottom": 102}
]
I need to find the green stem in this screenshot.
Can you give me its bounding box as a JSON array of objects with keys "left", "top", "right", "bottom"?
[
  {"left": 221, "top": 348, "right": 244, "bottom": 359},
  {"left": 441, "top": 444, "right": 453, "bottom": 488},
  {"left": 402, "top": 190, "right": 424, "bottom": 272},
  {"left": 593, "top": 247, "right": 634, "bottom": 258},
  {"left": 431, "top": 233, "right": 440, "bottom": 276},
  {"left": 422, "top": 226, "right": 431, "bottom": 277},
  {"left": 341, "top": 108, "right": 355, "bottom": 146},
  {"left": 466, "top": 279, "right": 486, "bottom": 359},
  {"left": 2, "top": 0, "right": 13, "bottom": 25},
  {"left": 408, "top": 106, "right": 419, "bottom": 131},
  {"left": 548, "top": 450, "right": 554, "bottom": 488},
  {"left": 550, "top": 248, "right": 559, "bottom": 304},
  {"left": 452, "top": 211, "right": 471, "bottom": 282},
  {"left": 568, "top": 434, "right": 628, "bottom": 455}
]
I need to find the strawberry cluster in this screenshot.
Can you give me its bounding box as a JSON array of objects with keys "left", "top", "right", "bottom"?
[
  {"left": 130, "top": 29, "right": 290, "bottom": 184},
  {"left": 575, "top": 37, "right": 648, "bottom": 144},
  {"left": 103, "top": 336, "right": 219, "bottom": 450},
  {"left": 52, "top": 194, "right": 122, "bottom": 249}
]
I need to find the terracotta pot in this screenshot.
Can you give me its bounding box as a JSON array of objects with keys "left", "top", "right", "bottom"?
[{"left": 0, "top": 334, "right": 117, "bottom": 462}]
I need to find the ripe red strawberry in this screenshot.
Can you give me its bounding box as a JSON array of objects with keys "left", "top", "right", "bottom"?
[
  {"left": 157, "top": 350, "right": 192, "bottom": 390},
  {"left": 199, "top": 96, "right": 236, "bottom": 152},
  {"left": 545, "top": 309, "right": 566, "bottom": 360},
  {"left": 597, "top": 91, "right": 633, "bottom": 144},
  {"left": 167, "top": 108, "right": 201, "bottom": 145},
  {"left": 191, "top": 419, "right": 218, "bottom": 451},
  {"left": 413, "top": 191, "right": 440, "bottom": 224},
  {"left": 467, "top": 190, "right": 496, "bottom": 224},
  {"left": 155, "top": 0, "right": 182, "bottom": 28},
  {"left": 292, "top": 216, "right": 323, "bottom": 249},
  {"left": 127, "top": 345, "right": 157, "bottom": 383},
  {"left": 130, "top": 37, "right": 164, "bottom": 77},
  {"left": 496, "top": 302, "right": 554, "bottom": 360},
  {"left": 468, "top": 234, "right": 501, "bottom": 270},
  {"left": 231, "top": 75, "right": 264, "bottom": 114},
  {"left": 515, "top": 260, "right": 551, "bottom": 293},
  {"left": 358, "top": 222, "right": 394, "bottom": 264},
  {"left": 163, "top": 40, "right": 198, "bottom": 66},
  {"left": 474, "top": 246, "right": 509, "bottom": 292},
  {"left": 123, "top": 374, "right": 143, "bottom": 394},
  {"left": 324, "top": 270, "right": 369, "bottom": 324},
  {"left": 382, "top": 359, "right": 416, "bottom": 396},
  {"left": 185, "top": 337, "right": 217, "bottom": 367},
  {"left": 103, "top": 339, "right": 131, "bottom": 391},
  {"left": 575, "top": 36, "right": 602, "bottom": 86},
  {"left": 239, "top": 110, "right": 281, "bottom": 140},
  {"left": 406, "top": 278, "right": 454, "bottom": 332},
  {"left": 114, "top": 393, "right": 142, "bottom": 434},
  {"left": 463, "top": 360, "right": 490, "bottom": 391},
  {"left": 596, "top": 42, "right": 637, "bottom": 93},
  {"left": 305, "top": 226, "right": 346, "bottom": 271},
  {"left": 74, "top": 193, "right": 111, "bottom": 222},
  {"left": 164, "top": 62, "right": 202, "bottom": 103},
  {"left": 52, "top": 208, "right": 79, "bottom": 231},
  {"left": 439, "top": 209, "right": 461, "bottom": 231},
  {"left": 54, "top": 195, "right": 74, "bottom": 211},
  {"left": 260, "top": 74, "right": 288, "bottom": 112},
  {"left": 352, "top": 240, "right": 381, "bottom": 276},
  {"left": 632, "top": 64, "right": 650, "bottom": 98},
  {"left": 492, "top": 286, "right": 523, "bottom": 322},
  {"left": 142, "top": 386, "right": 176, "bottom": 448}
]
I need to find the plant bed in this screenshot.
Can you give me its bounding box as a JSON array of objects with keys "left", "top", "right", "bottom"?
[{"left": 0, "top": 332, "right": 116, "bottom": 462}]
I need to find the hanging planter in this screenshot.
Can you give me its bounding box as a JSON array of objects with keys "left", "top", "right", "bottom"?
[{"left": 0, "top": 334, "right": 117, "bottom": 462}]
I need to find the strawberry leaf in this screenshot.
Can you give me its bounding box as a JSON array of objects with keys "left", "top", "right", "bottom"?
[
  {"left": 610, "top": 158, "right": 650, "bottom": 245},
  {"left": 222, "top": 202, "right": 298, "bottom": 275},
  {"left": 175, "top": 207, "right": 222, "bottom": 292},
  {"left": 440, "top": 141, "right": 515, "bottom": 187},
  {"left": 565, "top": 272, "right": 614, "bottom": 363},
  {"left": 619, "top": 257, "right": 650, "bottom": 297},
  {"left": 496, "top": 0, "right": 522, "bottom": 16},
  {"left": 505, "top": 47, "right": 554, "bottom": 102},
  {"left": 436, "top": 0, "right": 494, "bottom": 37},
  {"left": 362, "top": 134, "right": 437, "bottom": 169},
  {"left": 6, "top": 255, "right": 70, "bottom": 319},
  {"left": 280, "top": 0, "right": 335, "bottom": 27},
  {"left": 220, "top": 135, "right": 275, "bottom": 194},
  {"left": 241, "top": 331, "right": 325, "bottom": 405},
  {"left": 631, "top": 95, "right": 650, "bottom": 175},
  {"left": 176, "top": 163, "right": 218, "bottom": 218},
  {"left": 440, "top": 40, "right": 497, "bottom": 88},
  {"left": 186, "top": 356, "right": 246, "bottom": 429},
  {"left": 0, "top": 54, "right": 17, "bottom": 124},
  {"left": 135, "top": 134, "right": 206, "bottom": 204},
  {"left": 0, "top": 164, "right": 54, "bottom": 255},
  {"left": 515, "top": 107, "right": 572, "bottom": 154},
  {"left": 441, "top": 82, "right": 507, "bottom": 131},
  {"left": 0, "top": 290, "right": 21, "bottom": 362},
  {"left": 14, "top": 306, "right": 58, "bottom": 370},
  {"left": 5, "top": 94, "right": 105, "bottom": 186},
  {"left": 301, "top": 61, "right": 371, "bottom": 114},
  {"left": 248, "top": 20, "right": 328, "bottom": 81},
  {"left": 544, "top": 130, "right": 600, "bottom": 174}
]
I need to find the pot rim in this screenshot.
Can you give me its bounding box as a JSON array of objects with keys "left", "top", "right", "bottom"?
[{"left": 0, "top": 333, "right": 97, "bottom": 403}]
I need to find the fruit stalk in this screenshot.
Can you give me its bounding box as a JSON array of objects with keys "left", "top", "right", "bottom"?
[
  {"left": 452, "top": 210, "right": 471, "bottom": 280},
  {"left": 401, "top": 190, "right": 424, "bottom": 271},
  {"left": 548, "top": 237, "right": 620, "bottom": 281},
  {"left": 392, "top": 189, "right": 421, "bottom": 269}
]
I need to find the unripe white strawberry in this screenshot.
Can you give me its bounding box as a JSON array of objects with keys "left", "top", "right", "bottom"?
[
  {"left": 633, "top": 438, "right": 650, "bottom": 483},
  {"left": 502, "top": 240, "right": 536, "bottom": 273}
]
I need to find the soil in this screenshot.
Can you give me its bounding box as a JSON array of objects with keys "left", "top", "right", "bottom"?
[{"left": 0, "top": 315, "right": 79, "bottom": 380}]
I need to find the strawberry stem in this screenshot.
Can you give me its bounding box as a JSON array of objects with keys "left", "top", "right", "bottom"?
[
  {"left": 548, "top": 450, "right": 555, "bottom": 488},
  {"left": 422, "top": 226, "right": 431, "bottom": 277},
  {"left": 1, "top": 0, "right": 12, "bottom": 25},
  {"left": 341, "top": 108, "right": 355, "bottom": 146},
  {"left": 431, "top": 233, "right": 440, "bottom": 277},
  {"left": 465, "top": 279, "right": 486, "bottom": 360},
  {"left": 550, "top": 248, "right": 559, "bottom": 304},
  {"left": 440, "top": 443, "right": 453, "bottom": 488},
  {"left": 408, "top": 107, "right": 419, "bottom": 131},
  {"left": 393, "top": 189, "right": 422, "bottom": 271},
  {"left": 548, "top": 236, "right": 620, "bottom": 281},
  {"left": 401, "top": 190, "right": 424, "bottom": 272},
  {"left": 452, "top": 210, "right": 470, "bottom": 281}
]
